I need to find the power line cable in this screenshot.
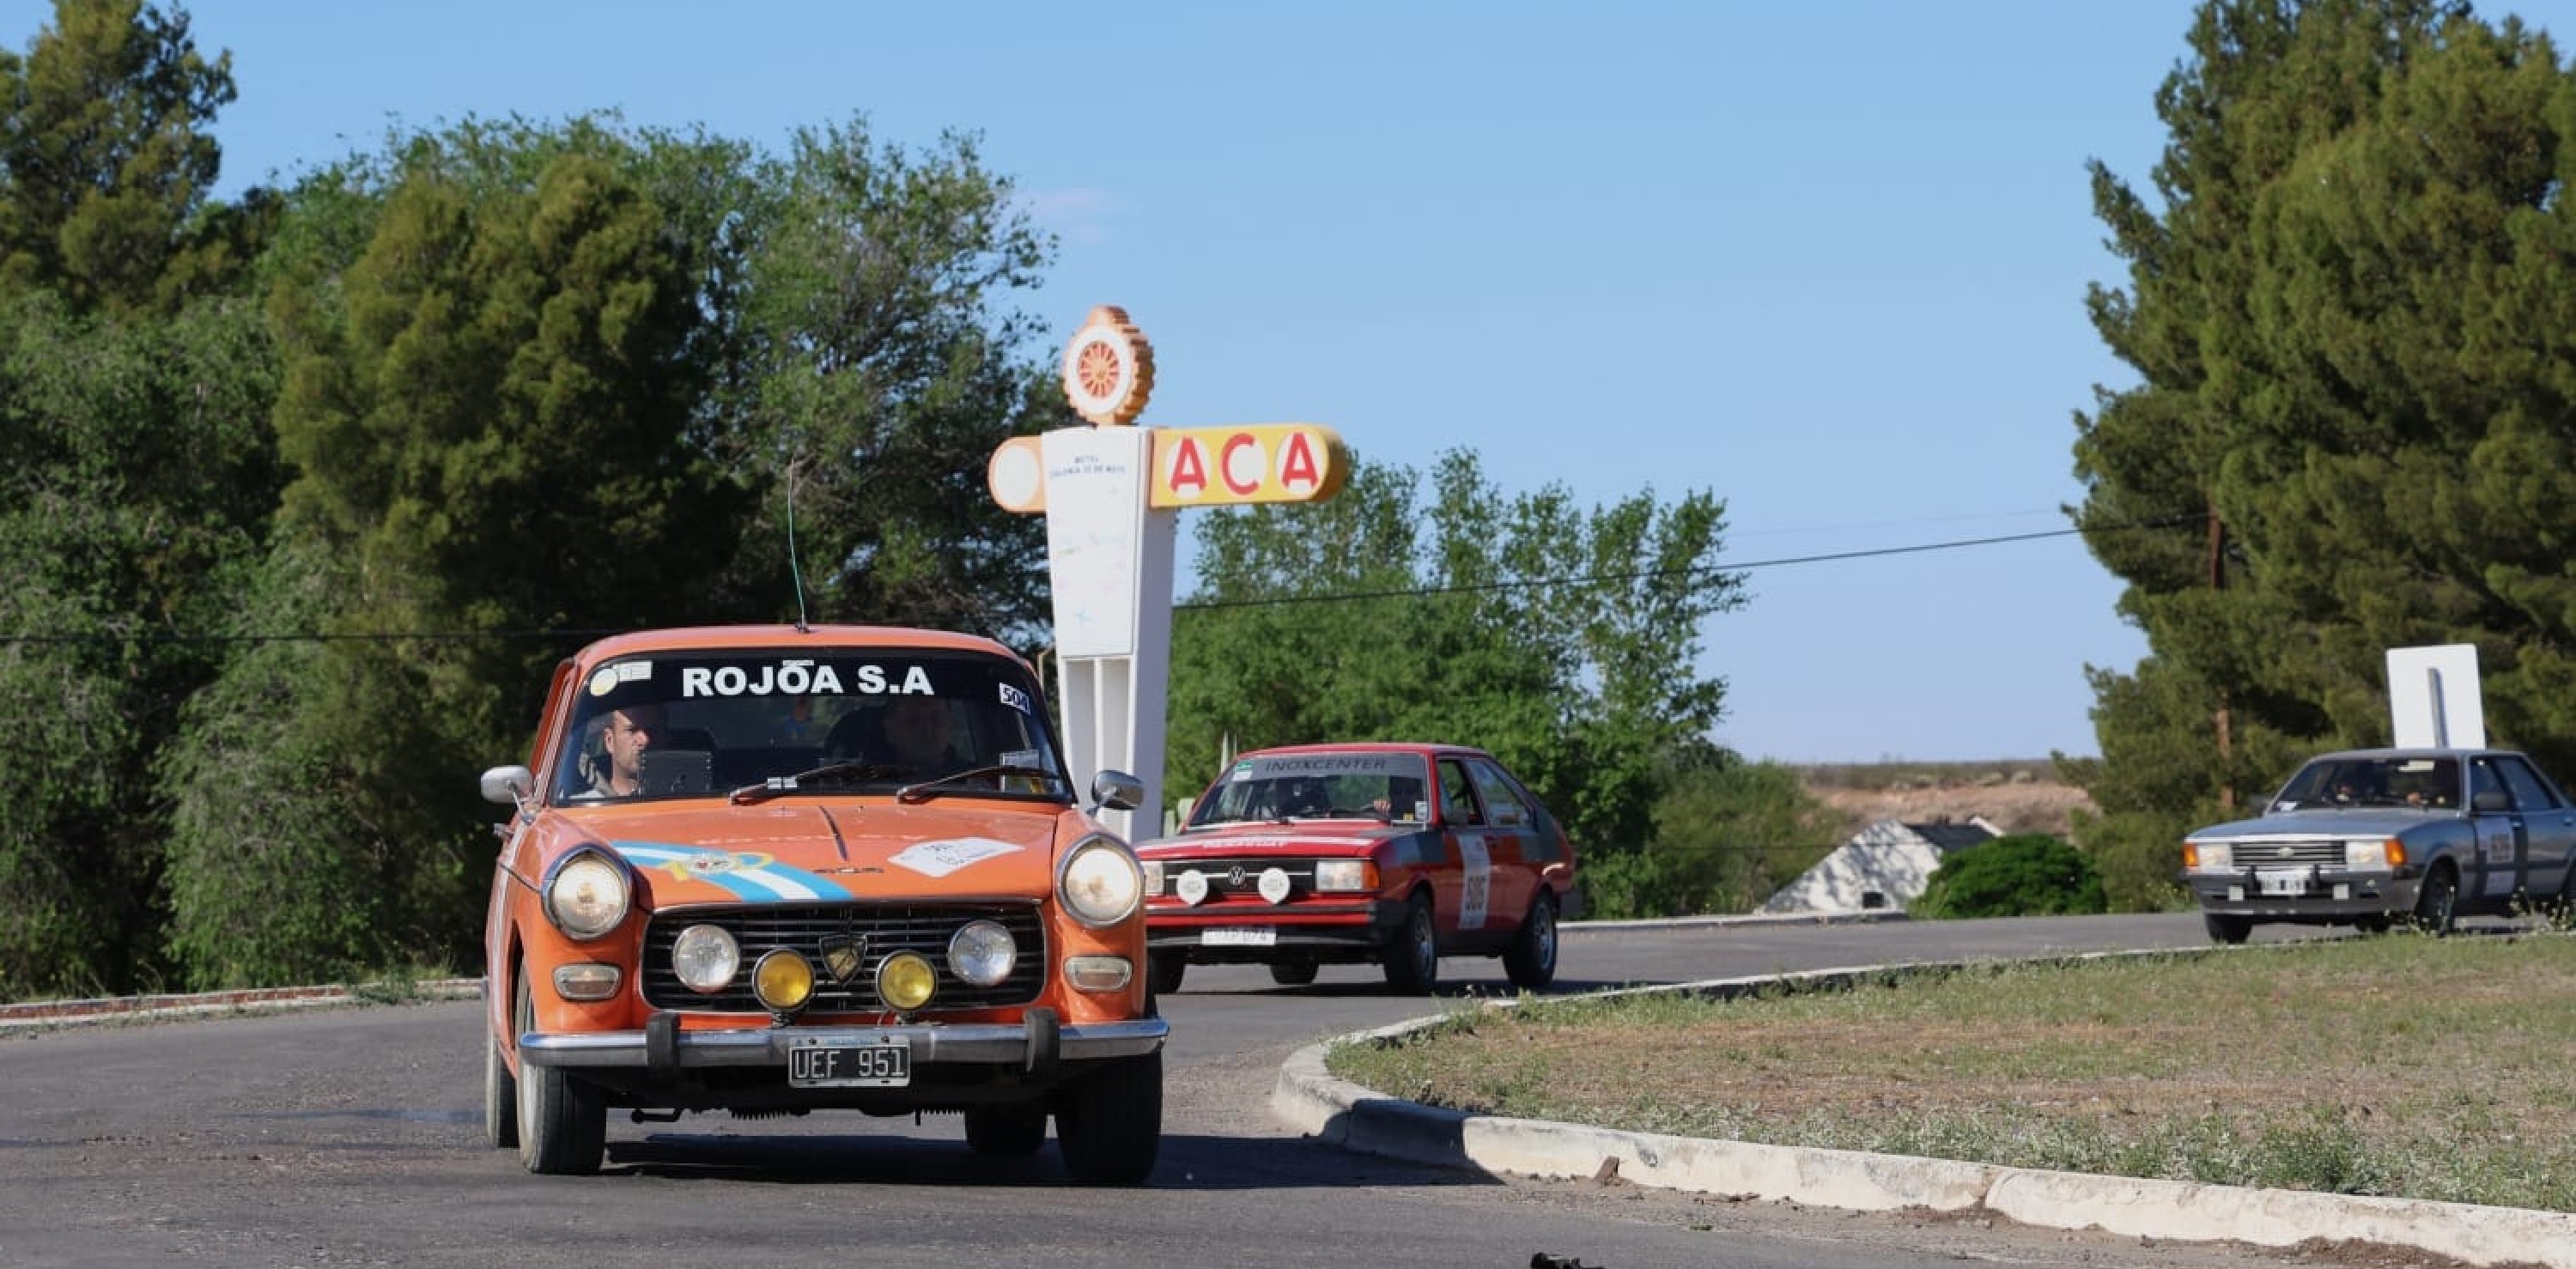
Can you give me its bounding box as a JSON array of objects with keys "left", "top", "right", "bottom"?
[{"left": 0, "top": 513, "right": 2189, "bottom": 645}]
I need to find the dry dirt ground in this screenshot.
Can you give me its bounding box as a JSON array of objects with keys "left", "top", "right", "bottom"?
[{"left": 1808, "top": 774, "right": 2098, "bottom": 840}]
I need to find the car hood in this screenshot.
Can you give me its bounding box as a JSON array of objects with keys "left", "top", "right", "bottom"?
[
  {"left": 2186, "top": 806, "right": 2452, "bottom": 841},
  {"left": 554, "top": 801, "right": 1066, "bottom": 906},
  {"left": 1132, "top": 822, "right": 1416, "bottom": 858}
]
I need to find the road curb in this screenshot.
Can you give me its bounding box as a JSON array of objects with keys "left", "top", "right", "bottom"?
[
  {"left": 1271, "top": 984, "right": 2576, "bottom": 1269},
  {"left": 0, "top": 978, "right": 483, "bottom": 1029}
]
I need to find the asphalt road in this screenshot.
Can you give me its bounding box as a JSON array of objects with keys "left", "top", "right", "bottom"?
[{"left": 0, "top": 913, "right": 2379, "bottom": 1269}]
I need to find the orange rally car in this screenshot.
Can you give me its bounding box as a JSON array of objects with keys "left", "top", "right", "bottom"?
[
  {"left": 478, "top": 625, "right": 1163, "bottom": 1180},
  {"left": 1133, "top": 743, "right": 1580, "bottom": 994}
]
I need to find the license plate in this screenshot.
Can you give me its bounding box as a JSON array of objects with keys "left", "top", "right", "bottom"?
[
  {"left": 786, "top": 1035, "right": 910, "bottom": 1088},
  {"left": 2257, "top": 867, "right": 2313, "bottom": 897},
  {"left": 1202, "top": 927, "right": 1277, "bottom": 947}
]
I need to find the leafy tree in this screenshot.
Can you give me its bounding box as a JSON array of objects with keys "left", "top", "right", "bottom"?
[
  {"left": 1913, "top": 833, "right": 2107, "bottom": 920},
  {"left": 157, "top": 113, "right": 1070, "bottom": 985},
  {"left": 0, "top": 290, "right": 278, "bottom": 998},
  {"left": 0, "top": 0, "right": 262, "bottom": 314},
  {"left": 1167, "top": 448, "right": 1742, "bottom": 858},
  {"left": 2075, "top": 2, "right": 2576, "bottom": 843},
  {"left": 1584, "top": 755, "right": 1842, "bottom": 919},
  {"left": 708, "top": 118, "right": 1064, "bottom": 640}
]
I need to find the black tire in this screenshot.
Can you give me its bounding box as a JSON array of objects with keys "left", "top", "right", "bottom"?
[
  {"left": 514, "top": 962, "right": 606, "bottom": 1175},
  {"left": 2353, "top": 915, "right": 2393, "bottom": 936},
  {"left": 1145, "top": 950, "right": 1188, "bottom": 996},
  {"left": 2414, "top": 865, "right": 2459, "bottom": 936},
  {"left": 1381, "top": 892, "right": 1439, "bottom": 993},
  {"left": 1503, "top": 890, "right": 1560, "bottom": 990},
  {"left": 2202, "top": 911, "right": 2253, "bottom": 945},
  {"left": 483, "top": 1022, "right": 519, "bottom": 1150},
  {"left": 1054, "top": 1050, "right": 1161, "bottom": 1184},
  {"left": 1267, "top": 961, "right": 1318, "bottom": 987},
  {"left": 963, "top": 1103, "right": 1049, "bottom": 1155}
]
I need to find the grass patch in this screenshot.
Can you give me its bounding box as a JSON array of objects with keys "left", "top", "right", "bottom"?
[{"left": 1327, "top": 934, "right": 2576, "bottom": 1211}]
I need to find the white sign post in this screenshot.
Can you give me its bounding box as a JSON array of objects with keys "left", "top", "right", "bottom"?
[
  {"left": 986, "top": 307, "right": 1347, "bottom": 842},
  {"left": 2387, "top": 643, "right": 2484, "bottom": 749},
  {"left": 1037, "top": 424, "right": 1176, "bottom": 841}
]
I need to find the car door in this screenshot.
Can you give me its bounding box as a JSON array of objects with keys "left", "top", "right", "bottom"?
[
  {"left": 2465, "top": 756, "right": 2527, "bottom": 910},
  {"left": 1432, "top": 756, "right": 1493, "bottom": 936},
  {"left": 1462, "top": 757, "right": 1538, "bottom": 930},
  {"left": 2494, "top": 755, "right": 2576, "bottom": 904}
]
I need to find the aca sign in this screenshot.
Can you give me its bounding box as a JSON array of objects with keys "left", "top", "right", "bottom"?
[{"left": 1148, "top": 424, "right": 1347, "bottom": 508}]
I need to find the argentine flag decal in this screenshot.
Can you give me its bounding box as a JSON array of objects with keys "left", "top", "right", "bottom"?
[{"left": 611, "top": 841, "right": 854, "bottom": 902}]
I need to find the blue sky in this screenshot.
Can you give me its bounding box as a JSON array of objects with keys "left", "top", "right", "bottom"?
[{"left": 73, "top": 1, "right": 2576, "bottom": 762}]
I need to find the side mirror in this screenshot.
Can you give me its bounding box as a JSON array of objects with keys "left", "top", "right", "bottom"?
[
  {"left": 480, "top": 764, "right": 534, "bottom": 806},
  {"left": 1091, "top": 769, "right": 1144, "bottom": 813}
]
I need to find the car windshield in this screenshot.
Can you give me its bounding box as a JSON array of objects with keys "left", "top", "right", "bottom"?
[
  {"left": 2272, "top": 756, "right": 2458, "bottom": 811},
  {"left": 1187, "top": 752, "right": 1431, "bottom": 826},
  {"left": 551, "top": 649, "right": 1069, "bottom": 805}
]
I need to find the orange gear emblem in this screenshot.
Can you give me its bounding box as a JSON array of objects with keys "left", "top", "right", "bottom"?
[{"left": 1060, "top": 305, "right": 1155, "bottom": 425}]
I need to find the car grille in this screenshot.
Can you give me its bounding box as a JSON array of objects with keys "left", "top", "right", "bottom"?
[
  {"left": 1163, "top": 858, "right": 1325, "bottom": 900},
  {"left": 641, "top": 902, "right": 1048, "bottom": 1012},
  {"left": 2230, "top": 840, "right": 2347, "bottom": 867}
]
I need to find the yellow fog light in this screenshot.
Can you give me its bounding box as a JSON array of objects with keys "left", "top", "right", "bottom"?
[
  {"left": 752, "top": 950, "right": 816, "bottom": 1012},
  {"left": 876, "top": 950, "right": 937, "bottom": 1011}
]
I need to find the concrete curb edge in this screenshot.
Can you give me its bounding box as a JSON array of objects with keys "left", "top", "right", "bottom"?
[
  {"left": 0, "top": 978, "right": 483, "bottom": 1029},
  {"left": 1272, "top": 993, "right": 2576, "bottom": 1269}
]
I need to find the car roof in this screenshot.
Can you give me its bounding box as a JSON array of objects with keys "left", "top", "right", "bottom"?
[
  {"left": 568, "top": 624, "right": 1029, "bottom": 668},
  {"left": 1235, "top": 741, "right": 1492, "bottom": 760},
  {"left": 2305, "top": 747, "right": 2524, "bottom": 762}
]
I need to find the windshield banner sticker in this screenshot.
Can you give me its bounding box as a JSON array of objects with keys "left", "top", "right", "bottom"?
[
  {"left": 610, "top": 842, "right": 854, "bottom": 902},
  {"left": 998, "top": 682, "right": 1032, "bottom": 714},
  {"left": 890, "top": 836, "right": 1024, "bottom": 878},
  {"left": 680, "top": 662, "right": 934, "bottom": 698},
  {"left": 1247, "top": 754, "right": 1412, "bottom": 776}
]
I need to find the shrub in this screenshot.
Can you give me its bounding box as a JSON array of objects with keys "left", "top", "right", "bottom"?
[{"left": 1914, "top": 833, "right": 2106, "bottom": 919}]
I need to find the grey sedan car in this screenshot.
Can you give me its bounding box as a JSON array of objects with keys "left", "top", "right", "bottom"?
[{"left": 2181, "top": 747, "right": 2576, "bottom": 943}]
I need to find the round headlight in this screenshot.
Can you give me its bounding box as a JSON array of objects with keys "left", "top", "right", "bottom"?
[
  {"left": 948, "top": 920, "right": 1018, "bottom": 987},
  {"left": 1257, "top": 866, "right": 1293, "bottom": 905},
  {"left": 753, "top": 950, "right": 816, "bottom": 1012},
  {"left": 671, "top": 923, "right": 740, "bottom": 993},
  {"left": 544, "top": 853, "right": 630, "bottom": 940},
  {"left": 1060, "top": 837, "right": 1143, "bottom": 927},
  {"left": 877, "top": 950, "right": 937, "bottom": 1011},
  {"left": 1175, "top": 869, "right": 1209, "bottom": 906}
]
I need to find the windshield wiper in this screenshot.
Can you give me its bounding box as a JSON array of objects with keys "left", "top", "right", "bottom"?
[
  {"left": 893, "top": 764, "right": 1063, "bottom": 805},
  {"left": 727, "top": 761, "right": 916, "bottom": 805}
]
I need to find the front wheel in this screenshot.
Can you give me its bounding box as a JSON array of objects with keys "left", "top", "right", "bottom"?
[
  {"left": 2202, "top": 911, "right": 2252, "bottom": 945},
  {"left": 1382, "top": 893, "right": 1439, "bottom": 993},
  {"left": 1503, "top": 890, "right": 1559, "bottom": 990},
  {"left": 1267, "top": 961, "right": 1318, "bottom": 987},
  {"left": 1145, "top": 951, "right": 1188, "bottom": 996},
  {"left": 2414, "top": 865, "right": 2458, "bottom": 936},
  {"left": 514, "top": 962, "right": 606, "bottom": 1175},
  {"left": 1054, "top": 1051, "right": 1161, "bottom": 1184},
  {"left": 483, "top": 1025, "right": 519, "bottom": 1150}
]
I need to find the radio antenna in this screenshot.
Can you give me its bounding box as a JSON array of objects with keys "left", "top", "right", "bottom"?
[{"left": 785, "top": 458, "right": 811, "bottom": 632}]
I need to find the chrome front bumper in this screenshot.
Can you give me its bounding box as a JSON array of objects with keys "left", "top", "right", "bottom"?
[{"left": 520, "top": 1011, "right": 1167, "bottom": 1071}]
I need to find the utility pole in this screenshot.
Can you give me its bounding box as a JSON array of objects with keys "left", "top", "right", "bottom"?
[{"left": 2208, "top": 503, "right": 2234, "bottom": 812}]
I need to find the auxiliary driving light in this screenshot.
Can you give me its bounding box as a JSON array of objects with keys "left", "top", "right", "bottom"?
[
  {"left": 877, "top": 950, "right": 937, "bottom": 1011},
  {"left": 671, "top": 923, "right": 741, "bottom": 993},
  {"left": 948, "top": 920, "right": 1017, "bottom": 987},
  {"left": 752, "top": 949, "right": 816, "bottom": 1012}
]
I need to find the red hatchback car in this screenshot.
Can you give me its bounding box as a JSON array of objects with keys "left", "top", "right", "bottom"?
[{"left": 1132, "top": 743, "right": 1580, "bottom": 993}]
